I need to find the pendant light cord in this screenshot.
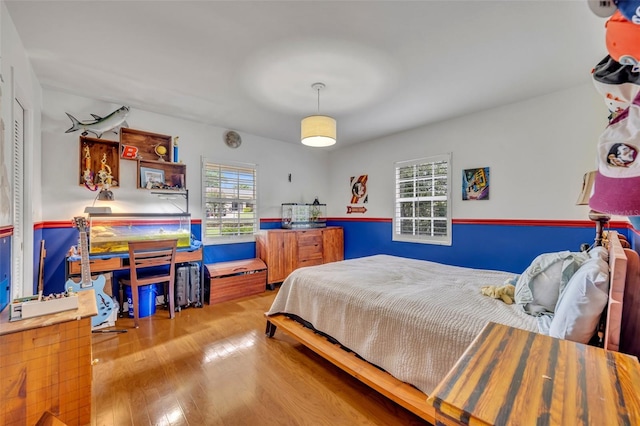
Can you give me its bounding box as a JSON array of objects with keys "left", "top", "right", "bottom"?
[{"left": 311, "top": 82, "right": 325, "bottom": 114}]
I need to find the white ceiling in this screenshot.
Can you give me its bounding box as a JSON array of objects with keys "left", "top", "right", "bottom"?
[{"left": 5, "top": 0, "right": 608, "bottom": 148}]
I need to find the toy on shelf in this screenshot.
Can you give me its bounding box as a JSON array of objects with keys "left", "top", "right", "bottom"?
[
  {"left": 154, "top": 144, "right": 167, "bottom": 161},
  {"left": 97, "top": 153, "right": 117, "bottom": 188},
  {"left": 173, "top": 136, "right": 180, "bottom": 162},
  {"left": 82, "top": 145, "right": 97, "bottom": 190}
]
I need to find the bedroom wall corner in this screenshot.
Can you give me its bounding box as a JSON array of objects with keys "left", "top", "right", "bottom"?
[
  {"left": 326, "top": 83, "right": 610, "bottom": 270},
  {"left": 327, "top": 83, "right": 608, "bottom": 222}
]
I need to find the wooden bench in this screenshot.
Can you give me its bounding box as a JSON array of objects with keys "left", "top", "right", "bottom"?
[{"left": 205, "top": 258, "right": 267, "bottom": 305}]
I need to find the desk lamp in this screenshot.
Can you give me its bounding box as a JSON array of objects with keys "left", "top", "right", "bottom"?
[
  {"left": 84, "top": 185, "right": 114, "bottom": 214},
  {"left": 150, "top": 189, "right": 189, "bottom": 213}
]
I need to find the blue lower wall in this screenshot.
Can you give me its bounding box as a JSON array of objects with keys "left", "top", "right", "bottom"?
[
  {"left": 40, "top": 223, "right": 203, "bottom": 295},
  {"left": 34, "top": 227, "right": 43, "bottom": 294},
  {"left": 28, "top": 219, "right": 630, "bottom": 295},
  {"left": 630, "top": 228, "right": 640, "bottom": 251},
  {"left": 0, "top": 235, "right": 11, "bottom": 312},
  {"left": 41, "top": 226, "right": 89, "bottom": 295},
  {"left": 333, "top": 220, "right": 623, "bottom": 274}
]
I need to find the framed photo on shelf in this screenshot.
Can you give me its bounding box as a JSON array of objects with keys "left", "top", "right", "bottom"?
[{"left": 140, "top": 167, "right": 165, "bottom": 188}]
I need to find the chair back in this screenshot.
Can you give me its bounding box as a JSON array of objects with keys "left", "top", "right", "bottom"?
[{"left": 127, "top": 239, "right": 178, "bottom": 285}]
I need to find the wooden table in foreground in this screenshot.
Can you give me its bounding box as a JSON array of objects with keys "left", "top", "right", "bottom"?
[
  {"left": 0, "top": 290, "right": 97, "bottom": 426},
  {"left": 427, "top": 322, "right": 640, "bottom": 426}
]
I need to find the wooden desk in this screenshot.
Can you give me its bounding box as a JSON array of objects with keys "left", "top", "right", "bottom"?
[
  {"left": 67, "top": 247, "right": 204, "bottom": 314},
  {"left": 66, "top": 246, "right": 203, "bottom": 276},
  {"left": 0, "top": 290, "right": 97, "bottom": 426},
  {"left": 427, "top": 322, "right": 640, "bottom": 426}
]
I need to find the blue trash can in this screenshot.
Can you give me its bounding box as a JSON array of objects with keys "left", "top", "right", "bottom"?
[{"left": 124, "top": 284, "right": 157, "bottom": 318}]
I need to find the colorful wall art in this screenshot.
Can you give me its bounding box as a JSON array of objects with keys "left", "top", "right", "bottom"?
[{"left": 463, "top": 167, "right": 490, "bottom": 200}]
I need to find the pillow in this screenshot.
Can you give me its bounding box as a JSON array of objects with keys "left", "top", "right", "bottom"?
[
  {"left": 515, "top": 251, "right": 588, "bottom": 315},
  {"left": 589, "top": 246, "right": 609, "bottom": 262},
  {"left": 548, "top": 257, "right": 610, "bottom": 344},
  {"left": 536, "top": 313, "right": 553, "bottom": 335}
]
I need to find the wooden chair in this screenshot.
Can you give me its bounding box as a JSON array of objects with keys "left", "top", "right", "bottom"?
[{"left": 119, "top": 239, "right": 178, "bottom": 328}]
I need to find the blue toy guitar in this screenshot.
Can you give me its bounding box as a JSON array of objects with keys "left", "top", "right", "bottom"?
[{"left": 66, "top": 216, "right": 114, "bottom": 328}]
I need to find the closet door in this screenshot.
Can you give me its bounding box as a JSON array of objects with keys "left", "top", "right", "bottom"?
[{"left": 11, "top": 96, "right": 25, "bottom": 297}]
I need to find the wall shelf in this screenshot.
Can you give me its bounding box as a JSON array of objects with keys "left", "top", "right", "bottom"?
[
  {"left": 118, "top": 128, "right": 186, "bottom": 190},
  {"left": 78, "top": 136, "right": 120, "bottom": 188},
  {"left": 137, "top": 159, "right": 186, "bottom": 190},
  {"left": 120, "top": 127, "right": 172, "bottom": 162}
]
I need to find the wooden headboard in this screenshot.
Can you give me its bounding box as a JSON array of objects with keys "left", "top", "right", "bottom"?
[
  {"left": 604, "top": 231, "right": 640, "bottom": 358},
  {"left": 621, "top": 246, "right": 640, "bottom": 358}
]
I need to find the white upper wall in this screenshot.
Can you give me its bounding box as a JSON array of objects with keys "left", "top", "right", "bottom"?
[
  {"left": 41, "top": 89, "right": 331, "bottom": 223},
  {"left": 0, "top": 0, "right": 42, "bottom": 227},
  {"left": 42, "top": 82, "right": 611, "bottom": 225},
  {"left": 327, "top": 83, "right": 609, "bottom": 221}
]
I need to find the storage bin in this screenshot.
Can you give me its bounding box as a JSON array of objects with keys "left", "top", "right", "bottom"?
[
  {"left": 124, "top": 283, "right": 157, "bottom": 318},
  {"left": 205, "top": 258, "right": 267, "bottom": 305}
]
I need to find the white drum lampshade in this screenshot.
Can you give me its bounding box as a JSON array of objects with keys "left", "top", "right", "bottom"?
[{"left": 301, "top": 115, "right": 336, "bottom": 147}]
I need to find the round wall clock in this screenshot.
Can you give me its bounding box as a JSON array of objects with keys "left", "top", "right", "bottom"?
[{"left": 224, "top": 131, "right": 242, "bottom": 148}]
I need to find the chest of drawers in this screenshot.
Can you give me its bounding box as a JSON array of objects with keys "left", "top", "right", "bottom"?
[{"left": 255, "top": 227, "right": 344, "bottom": 287}]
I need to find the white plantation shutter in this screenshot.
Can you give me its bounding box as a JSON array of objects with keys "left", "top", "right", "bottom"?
[
  {"left": 202, "top": 160, "right": 258, "bottom": 244},
  {"left": 393, "top": 153, "right": 452, "bottom": 245},
  {"left": 12, "top": 97, "right": 24, "bottom": 297}
]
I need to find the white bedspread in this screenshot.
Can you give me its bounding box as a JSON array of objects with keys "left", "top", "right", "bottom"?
[{"left": 266, "top": 254, "right": 538, "bottom": 395}]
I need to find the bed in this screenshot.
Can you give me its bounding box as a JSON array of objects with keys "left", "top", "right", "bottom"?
[{"left": 265, "top": 231, "right": 640, "bottom": 424}]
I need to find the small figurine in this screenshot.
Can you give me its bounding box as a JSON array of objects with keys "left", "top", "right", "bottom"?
[
  {"left": 97, "top": 153, "right": 117, "bottom": 187},
  {"left": 173, "top": 136, "right": 180, "bottom": 163},
  {"left": 82, "top": 145, "right": 97, "bottom": 191},
  {"left": 154, "top": 144, "right": 167, "bottom": 161}
]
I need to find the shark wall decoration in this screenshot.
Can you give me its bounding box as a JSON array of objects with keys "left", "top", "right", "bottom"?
[{"left": 65, "top": 106, "right": 130, "bottom": 138}]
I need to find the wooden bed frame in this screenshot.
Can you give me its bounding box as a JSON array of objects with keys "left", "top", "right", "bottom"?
[{"left": 265, "top": 231, "right": 640, "bottom": 424}]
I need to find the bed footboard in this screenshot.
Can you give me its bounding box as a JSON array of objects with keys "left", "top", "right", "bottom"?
[
  {"left": 265, "top": 319, "right": 277, "bottom": 337},
  {"left": 263, "top": 313, "right": 436, "bottom": 424}
]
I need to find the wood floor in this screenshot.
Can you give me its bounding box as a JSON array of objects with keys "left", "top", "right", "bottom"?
[{"left": 90, "top": 289, "right": 430, "bottom": 426}]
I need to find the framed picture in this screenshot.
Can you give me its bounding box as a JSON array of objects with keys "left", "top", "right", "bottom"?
[
  {"left": 462, "top": 167, "right": 490, "bottom": 200},
  {"left": 140, "top": 166, "right": 165, "bottom": 188}
]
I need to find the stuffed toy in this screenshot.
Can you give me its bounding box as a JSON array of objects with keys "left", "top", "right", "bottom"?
[{"left": 481, "top": 284, "right": 516, "bottom": 305}]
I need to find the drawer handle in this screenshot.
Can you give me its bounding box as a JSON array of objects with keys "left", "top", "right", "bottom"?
[{"left": 233, "top": 267, "right": 248, "bottom": 272}]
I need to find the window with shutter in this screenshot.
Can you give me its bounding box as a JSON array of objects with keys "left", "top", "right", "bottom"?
[
  {"left": 202, "top": 160, "right": 258, "bottom": 244},
  {"left": 393, "top": 153, "right": 452, "bottom": 245}
]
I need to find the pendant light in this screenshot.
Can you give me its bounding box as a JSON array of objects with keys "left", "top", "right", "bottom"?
[{"left": 301, "top": 82, "right": 336, "bottom": 147}]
